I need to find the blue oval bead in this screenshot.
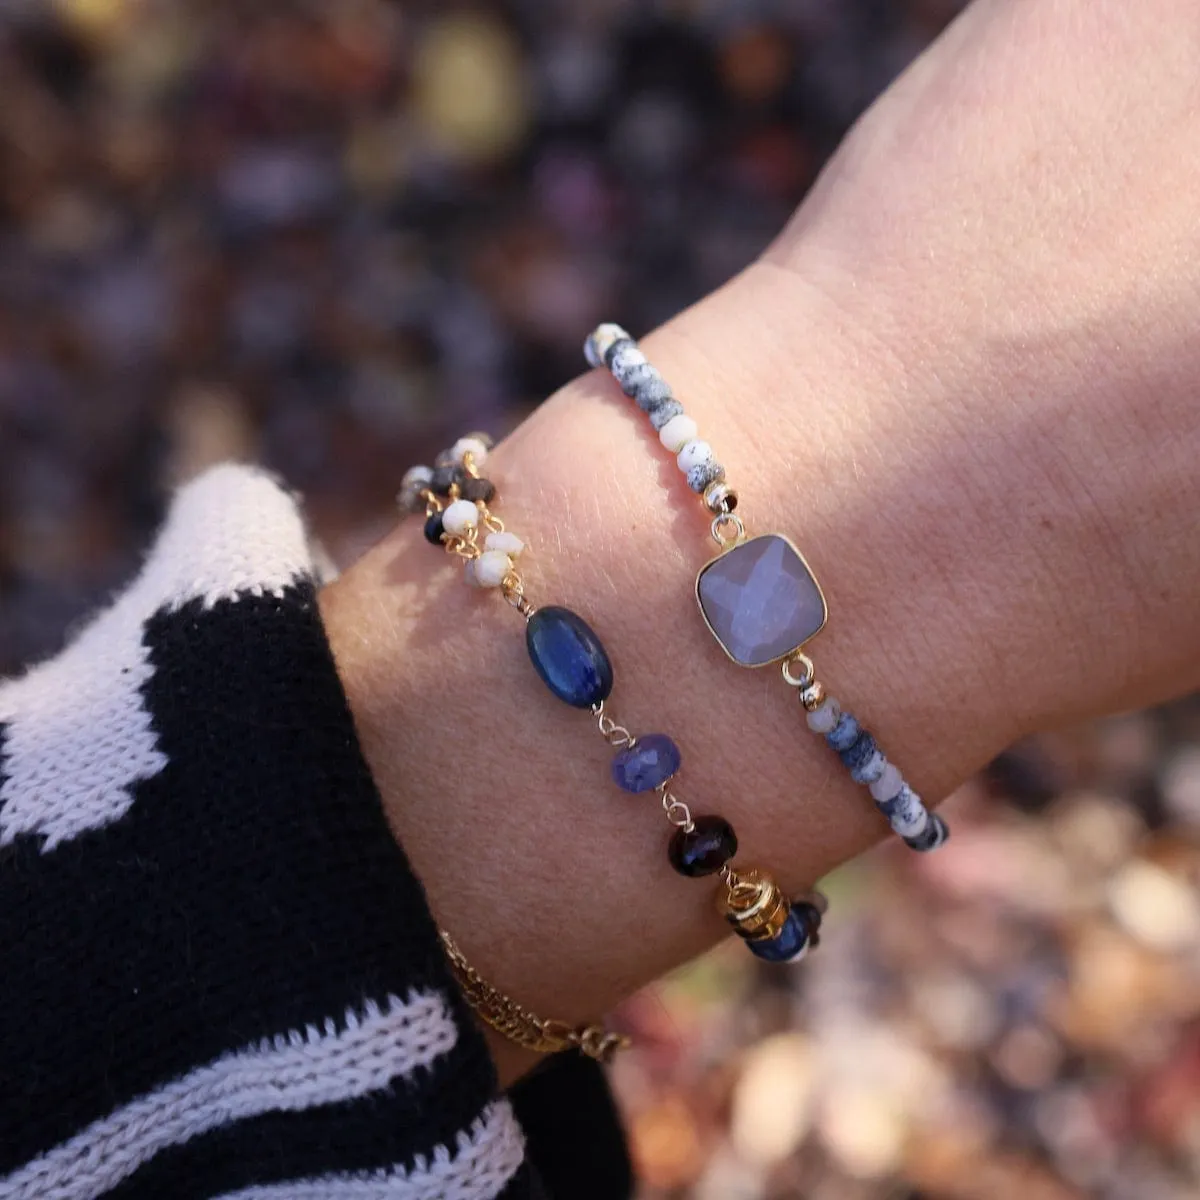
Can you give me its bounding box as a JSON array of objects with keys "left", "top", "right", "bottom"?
[
  {"left": 611, "top": 734, "right": 681, "bottom": 793},
  {"left": 746, "top": 906, "right": 810, "bottom": 964},
  {"left": 526, "top": 606, "right": 614, "bottom": 709}
]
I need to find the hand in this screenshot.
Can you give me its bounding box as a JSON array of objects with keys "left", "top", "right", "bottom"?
[
  {"left": 764, "top": 0, "right": 1200, "bottom": 725},
  {"left": 321, "top": 0, "right": 1200, "bottom": 1082}
]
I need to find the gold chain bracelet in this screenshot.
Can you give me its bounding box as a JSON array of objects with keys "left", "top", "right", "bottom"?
[{"left": 440, "top": 932, "right": 629, "bottom": 1063}]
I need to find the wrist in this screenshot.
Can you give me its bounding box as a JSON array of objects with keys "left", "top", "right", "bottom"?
[{"left": 320, "top": 265, "right": 1011, "bottom": 1083}]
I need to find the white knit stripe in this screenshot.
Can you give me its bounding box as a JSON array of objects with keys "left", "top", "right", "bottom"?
[
  {"left": 0, "top": 465, "right": 312, "bottom": 850},
  {"left": 0, "top": 991, "right": 459, "bottom": 1200},
  {"left": 209, "top": 1100, "right": 526, "bottom": 1200}
]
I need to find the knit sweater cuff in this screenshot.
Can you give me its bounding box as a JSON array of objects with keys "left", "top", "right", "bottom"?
[{"left": 0, "top": 465, "right": 535, "bottom": 1199}]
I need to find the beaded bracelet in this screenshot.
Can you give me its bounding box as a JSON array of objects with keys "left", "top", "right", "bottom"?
[
  {"left": 397, "top": 436, "right": 828, "bottom": 977},
  {"left": 583, "top": 324, "right": 950, "bottom": 853}
]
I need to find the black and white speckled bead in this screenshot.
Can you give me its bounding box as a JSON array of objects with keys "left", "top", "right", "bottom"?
[
  {"left": 634, "top": 371, "right": 674, "bottom": 414},
  {"left": 603, "top": 336, "right": 634, "bottom": 370},
  {"left": 648, "top": 399, "right": 686, "bottom": 431},
  {"left": 610, "top": 343, "right": 652, "bottom": 395},
  {"left": 824, "top": 712, "right": 861, "bottom": 753},
  {"left": 838, "top": 730, "right": 878, "bottom": 780},
  {"left": 874, "top": 780, "right": 928, "bottom": 838},
  {"left": 902, "top": 812, "right": 950, "bottom": 852},
  {"left": 584, "top": 323, "right": 631, "bottom": 369},
  {"left": 686, "top": 461, "right": 725, "bottom": 494},
  {"left": 807, "top": 696, "right": 947, "bottom": 852}
]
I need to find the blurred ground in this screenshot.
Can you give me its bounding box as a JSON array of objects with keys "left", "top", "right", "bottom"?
[{"left": 0, "top": 3, "right": 1197, "bottom": 1197}]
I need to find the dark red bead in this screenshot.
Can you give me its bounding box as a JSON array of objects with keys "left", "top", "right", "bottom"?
[
  {"left": 668, "top": 815, "right": 737, "bottom": 877},
  {"left": 460, "top": 476, "right": 496, "bottom": 503}
]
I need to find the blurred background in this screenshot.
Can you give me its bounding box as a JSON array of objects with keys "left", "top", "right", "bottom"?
[{"left": 1, "top": 2, "right": 1197, "bottom": 1197}]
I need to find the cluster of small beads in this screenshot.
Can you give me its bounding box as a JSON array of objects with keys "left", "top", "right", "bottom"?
[
  {"left": 585, "top": 324, "right": 736, "bottom": 513},
  {"left": 398, "top": 435, "right": 530, "bottom": 592},
  {"left": 800, "top": 682, "right": 949, "bottom": 852}
]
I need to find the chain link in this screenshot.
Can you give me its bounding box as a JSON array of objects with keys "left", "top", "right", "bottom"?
[
  {"left": 591, "top": 701, "right": 636, "bottom": 748},
  {"left": 659, "top": 784, "right": 695, "bottom": 832},
  {"left": 441, "top": 932, "right": 629, "bottom": 1061},
  {"left": 711, "top": 510, "right": 746, "bottom": 546}
]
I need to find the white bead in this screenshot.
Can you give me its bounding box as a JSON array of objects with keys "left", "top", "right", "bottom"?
[
  {"left": 452, "top": 436, "right": 489, "bottom": 468},
  {"left": 442, "top": 499, "right": 479, "bottom": 536},
  {"left": 658, "top": 414, "right": 698, "bottom": 453},
  {"left": 805, "top": 697, "right": 841, "bottom": 735},
  {"left": 485, "top": 531, "right": 525, "bottom": 558},
  {"left": 868, "top": 763, "right": 904, "bottom": 804},
  {"left": 473, "top": 550, "right": 512, "bottom": 588},
  {"left": 400, "top": 465, "right": 433, "bottom": 491},
  {"left": 676, "top": 439, "right": 713, "bottom": 473}
]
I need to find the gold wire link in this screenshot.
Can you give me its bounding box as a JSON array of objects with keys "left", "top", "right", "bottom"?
[
  {"left": 710, "top": 510, "right": 746, "bottom": 547},
  {"left": 591, "top": 701, "right": 636, "bottom": 748},
  {"left": 780, "top": 651, "right": 816, "bottom": 689},
  {"left": 658, "top": 782, "right": 695, "bottom": 832},
  {"left": 475, "top": 499, "right": 505, "bottom": 535},
  {"left": 440, "top": 932, "right": 629, "bottom": 1062},
  {"left": 501, "top": 573, "right": 537, "bottom": 619},
  {"left": 445, "top": 532, "right": 480, "bottom": 563}
]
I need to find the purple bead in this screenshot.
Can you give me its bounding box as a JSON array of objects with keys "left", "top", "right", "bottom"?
[
  {"left": 668, "top": 815, "right": 737, "bottom": 877},
  {"left": 611, "top": 734, "right": 681, "bottom": 793},
  {"left": 695, "top": 533, "right": 827, "bottom": 667}
]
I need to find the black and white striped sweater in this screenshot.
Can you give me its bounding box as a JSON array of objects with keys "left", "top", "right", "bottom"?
[{"left": 0, "top": 466, "right": 629, "bottom": 1200}]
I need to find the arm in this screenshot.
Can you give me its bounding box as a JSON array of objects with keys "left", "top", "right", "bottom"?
[{"left": 321, "top": 0, "right": 1200, "bottom": 1084}]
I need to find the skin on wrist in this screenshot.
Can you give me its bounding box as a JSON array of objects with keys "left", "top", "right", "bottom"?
[{"left": 318, "top": 262, "right": 1018, "bottom": 1085}]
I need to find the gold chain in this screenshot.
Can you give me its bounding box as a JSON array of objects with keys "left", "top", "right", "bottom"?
[{"left": 440, "top": 932, "right": 629, "bottom": 1062}]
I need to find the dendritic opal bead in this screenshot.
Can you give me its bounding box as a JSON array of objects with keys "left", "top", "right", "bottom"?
[
  {"left": 696, "top": 534, "right": 827, "bottom": 667},
  {"left": 648, "top": 399, "right": 685, "bottom": 431},
  {"left": 668, "top": 815, "right": 738, "bottom": 877},
  {"left": 611, "top": 734, "right": 681, "bottom": 793},
  {"left": 584, "top": 323, "right": 630, "bottom": 368},
  {"left": 686, "top": 461, "right": 724, "bottom": 494},
  {"left": 805, "top": 695, "right": 841, "bottom": 735},
  {"left": 905, "top": 812, "right": 950, "bottom": 852},
  {"left": 525, "top": 606, "right": 614, "bottom": 709},
  {"left": 825, "top": 713, "right": 861, "bottom": 753},
  {"left": 877, "top": 783, "right": 929, "bottom": 838},
  {"left": 676, "top": 439, "right": 713, "bottom": 473},
  {"left": 746, "top": 905, "right": 811, "bottom": 963}
]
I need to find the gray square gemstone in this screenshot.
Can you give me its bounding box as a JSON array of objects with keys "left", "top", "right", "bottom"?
[{"left": 695, "top": 534, "right": 827, "bottom": 667}]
